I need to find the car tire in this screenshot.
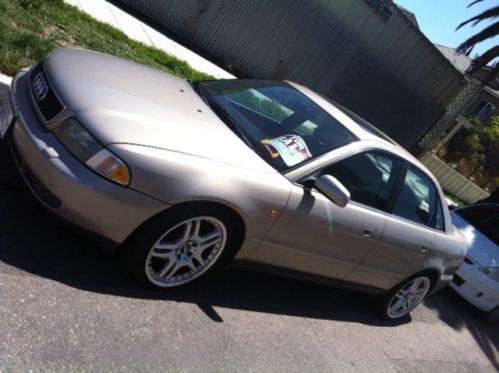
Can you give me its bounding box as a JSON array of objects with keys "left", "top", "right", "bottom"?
[
  {"left": 0, "top": 138, "right": 23, "bottom": 190},
  {"left": 484, "top": 306, "right": 499, "bottom": 323},
  {"left": 122, "top": 203, "right": 239, "bottom": 289},
  {"left": 378, "top": 274, "right": 433, "bottom": 320}
]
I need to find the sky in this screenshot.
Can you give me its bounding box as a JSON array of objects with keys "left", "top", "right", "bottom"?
[{"left": 395, "top": 0, "right": 498, "bottom": 60}]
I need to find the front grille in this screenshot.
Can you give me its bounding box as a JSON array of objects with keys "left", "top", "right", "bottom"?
[{"left": 30, "top": 61, "right": 64, "bottom": 123}]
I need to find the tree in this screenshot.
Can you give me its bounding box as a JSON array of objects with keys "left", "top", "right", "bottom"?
[
  {"left": 456, "top": 0, "right": 499, "bottom": 74},
  {"left": 445, "top": 116, "right": 498, "bottom": 190}
]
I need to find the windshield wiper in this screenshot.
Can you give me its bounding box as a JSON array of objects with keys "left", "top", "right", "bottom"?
[
  {"left": 196, "top": 83, "right": 255, "bottom": 150},
  {"left": 206, "top": 101, "right": 255, "bottom": 150}
]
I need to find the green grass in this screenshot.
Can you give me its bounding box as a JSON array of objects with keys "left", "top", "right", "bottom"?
[
  {"left": 444, "top": 192, "right": 464, "bottom": 206},
  {"left": 0, "top": 0, "right": 213, "bottom": 80}
]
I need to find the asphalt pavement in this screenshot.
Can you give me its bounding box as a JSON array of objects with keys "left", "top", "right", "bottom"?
[{"left": 0, "top": 80, "right": 498, "bottom": 372}]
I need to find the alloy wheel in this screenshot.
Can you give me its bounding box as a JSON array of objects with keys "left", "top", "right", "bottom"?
[
  {"left": 387, "top": 276, "right": 431, "bottom": 319},
  {"left": 487, "top": 306, "right": 499, "bottom": 323},
  {"left": 145, "top": 216, "right": 227, "bottom": 287}
]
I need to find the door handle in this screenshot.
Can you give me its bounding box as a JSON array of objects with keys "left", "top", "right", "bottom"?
[
  {"left": 362, "top": 224, "right": 376, "bottom": 237},
  {"left": 420, "top": 241, "right": 431, "bottom": 253}
]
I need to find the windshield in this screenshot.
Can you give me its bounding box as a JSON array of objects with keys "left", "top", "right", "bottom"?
[
  {"left": 455, "top": 204, "right": 499, "bottom": 246},
  {"left": 198, "top": 80, "right": 358, "bottom": 172}
]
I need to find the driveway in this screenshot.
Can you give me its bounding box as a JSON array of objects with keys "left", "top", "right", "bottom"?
[{"left": 0, "top": 81, "right": 497, "bottom": 371}]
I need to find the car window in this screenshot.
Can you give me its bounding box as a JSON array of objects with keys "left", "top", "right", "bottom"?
[
  {"left": 321, "top": 151, "right": 402, "bottom": 211},
  {"left": 481, "top": 216, "right": 499, "bottom": 246},
  {"left": 434, "top": 198, "right": 445, "bottom": 231},
  {"left": 455, "top": 205, "right": 499, "bottom": 245},
  {"left": 199, "top": 80, "right": 358, "bottom": 172},
  {"left": 392, "top": 166, "right": 441, "bottom": 229}
]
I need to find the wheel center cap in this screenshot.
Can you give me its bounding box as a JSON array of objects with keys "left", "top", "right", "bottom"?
[{"left": 179, "top": 242, "right": 192, "bottom": 254}]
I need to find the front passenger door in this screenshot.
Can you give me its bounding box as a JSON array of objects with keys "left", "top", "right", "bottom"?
[{"left": 249, "top": 150, "right": 403, "bottom": 280}]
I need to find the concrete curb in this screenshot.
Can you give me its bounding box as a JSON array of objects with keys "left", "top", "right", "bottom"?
[
  {"left": 0, "top": 73, "right": 12, "bottom": 86},
  {"left": 64, "top": 0, "right": 233, "bottom": 79}
]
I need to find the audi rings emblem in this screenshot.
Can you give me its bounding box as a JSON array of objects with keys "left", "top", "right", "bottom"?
[{"left": 32, "top": 72, "right": 49, "bottom": 101}]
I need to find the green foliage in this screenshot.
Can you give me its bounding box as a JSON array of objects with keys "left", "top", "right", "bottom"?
[
  {"left": 444, "top": 192, "right": 464, "bottom": 206},
  {"left": 466, "top": 115, "right": 499, "bottom": 149},
  {"left": 0, "top": 0, "right": 213, "bottom": 80},
  {"left": 445, "top": 115, "right": 498, "bottom": 190},
  {"left": 481, "top": 115, "right": 499, "bottom": 145},
  {"left": 456, "top": 1, "right": 499, "bottom": 71},
  {"left": 464, "top": 132, "right": 483, "bottom": 152},
  {"left": 225, "top": 90, "right": 291, "bottom": 122}
]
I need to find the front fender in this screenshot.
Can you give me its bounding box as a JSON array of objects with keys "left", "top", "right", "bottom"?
[{"left": 109, "top": 144, "right": 292, "bottom": 258}]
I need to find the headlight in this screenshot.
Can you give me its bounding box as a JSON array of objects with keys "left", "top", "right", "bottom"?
[
  {"left": 53, "top": 118, "right": 103, "bottom": 162},
  {"left": 479, "top": 267, "right": 499, "bottom": 282},
  {"left": 54, "top": 118, "right": 131, "bottom": 186}
]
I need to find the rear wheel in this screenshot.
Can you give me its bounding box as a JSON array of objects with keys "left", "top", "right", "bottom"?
[
  {"left": 123, "top": 204, "right": 238, "bottom": 288},
  {"left": 379, "top": 275, "right": 432, "bottom": 320}
]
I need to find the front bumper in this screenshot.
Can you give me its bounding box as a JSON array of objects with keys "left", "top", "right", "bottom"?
[
  {"left": 431, "top": 274, "right": 454, "bottom": 294},
  {"left": 449, "top": 259, "right": 499, "bottom": 312},
  {"left": 7, "top": 71, "right": 167, "bottom": 244}
]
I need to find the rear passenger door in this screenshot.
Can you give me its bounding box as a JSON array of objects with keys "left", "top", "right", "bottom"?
[{"left": 346, "top": 164, "right": 445, "bottom": 290}]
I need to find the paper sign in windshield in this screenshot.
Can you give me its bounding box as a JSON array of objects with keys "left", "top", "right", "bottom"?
[{"left": 262, "top": 134, "right": 312, "bottom": 167}]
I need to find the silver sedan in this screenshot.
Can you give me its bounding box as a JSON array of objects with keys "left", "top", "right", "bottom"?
[{"left": 0, "top": 48, "right": 466, "bottom": 319}]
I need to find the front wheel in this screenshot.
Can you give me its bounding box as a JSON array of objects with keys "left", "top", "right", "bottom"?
[
  {"left": 123, "top": 205, "right": 237, "bottom": 288},
  {"left": 485, "top": 306, "right": 499, "bottom": 323},
  {"left": 379, "top": 275, "right": 432, "bottom": 320}
]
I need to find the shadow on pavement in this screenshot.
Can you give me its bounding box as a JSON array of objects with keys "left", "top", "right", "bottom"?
[
  {"left": 0, "top": 139, "right": 400, "bottom": 328},
  {"left": 0, "top": 132, "right": 497, "bottom": 367},
  {"left": 424, "top": 288, "right": 499, "bottom": 370}
]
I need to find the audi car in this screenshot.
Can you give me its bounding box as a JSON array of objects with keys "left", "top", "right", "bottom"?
[{"left": 0, "top": 48, "right": 466, "bottom": 319}]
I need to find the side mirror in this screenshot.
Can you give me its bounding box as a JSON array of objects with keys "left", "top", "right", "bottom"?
[{"left": 315, "top": 175, "right": 350, "bottom": 207}]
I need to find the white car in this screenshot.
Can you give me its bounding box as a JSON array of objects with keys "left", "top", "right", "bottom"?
[{"left": 450, "top": 204, "right": 499, "bottom": 322}]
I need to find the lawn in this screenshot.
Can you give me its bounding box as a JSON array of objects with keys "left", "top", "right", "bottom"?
[{"left": 0, "top": 0, "right": 213, "bottom": 80}]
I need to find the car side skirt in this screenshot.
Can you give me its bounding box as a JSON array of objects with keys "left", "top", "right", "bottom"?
[{"left": 227, "top": 260, "right": 387, "bottom": 295}]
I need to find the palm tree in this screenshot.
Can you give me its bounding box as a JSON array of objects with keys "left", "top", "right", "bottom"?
[{"left": 456, "top": 0, "right": 498, "bottom": 74}]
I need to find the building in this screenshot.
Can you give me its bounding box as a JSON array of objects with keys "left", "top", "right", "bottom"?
[
  {"left": 416, "top": 45, "right": 497, "bottom": 204},
  {"left": 435, "top": 45, "right": 499, "bottom": 144}
]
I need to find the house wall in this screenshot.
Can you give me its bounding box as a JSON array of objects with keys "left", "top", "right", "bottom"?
[{"left": 464, "top": 88, "right": 499, "bottom": 124}]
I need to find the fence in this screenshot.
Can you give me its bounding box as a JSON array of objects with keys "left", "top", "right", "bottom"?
[
  {"left": 420, "top": 153, "right": 489, "bottom": 204},
  {"left": 109, "top": 0, "right": 465, "bottom": 150}
]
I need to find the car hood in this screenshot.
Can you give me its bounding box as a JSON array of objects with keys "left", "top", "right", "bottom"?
[
  {"left": 451, "top": 212, "right": 499, "bottom": 266},
  {"left": 45, "top": 48, "right": 274, "bottom": 173}
]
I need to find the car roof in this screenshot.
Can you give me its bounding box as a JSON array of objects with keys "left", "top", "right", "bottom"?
[
  {"left": 284, "top": 80, "right": 450, "bottom": 199},
  {"left": 286, "top": 80, "right": 418, "bottom": 159}
]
